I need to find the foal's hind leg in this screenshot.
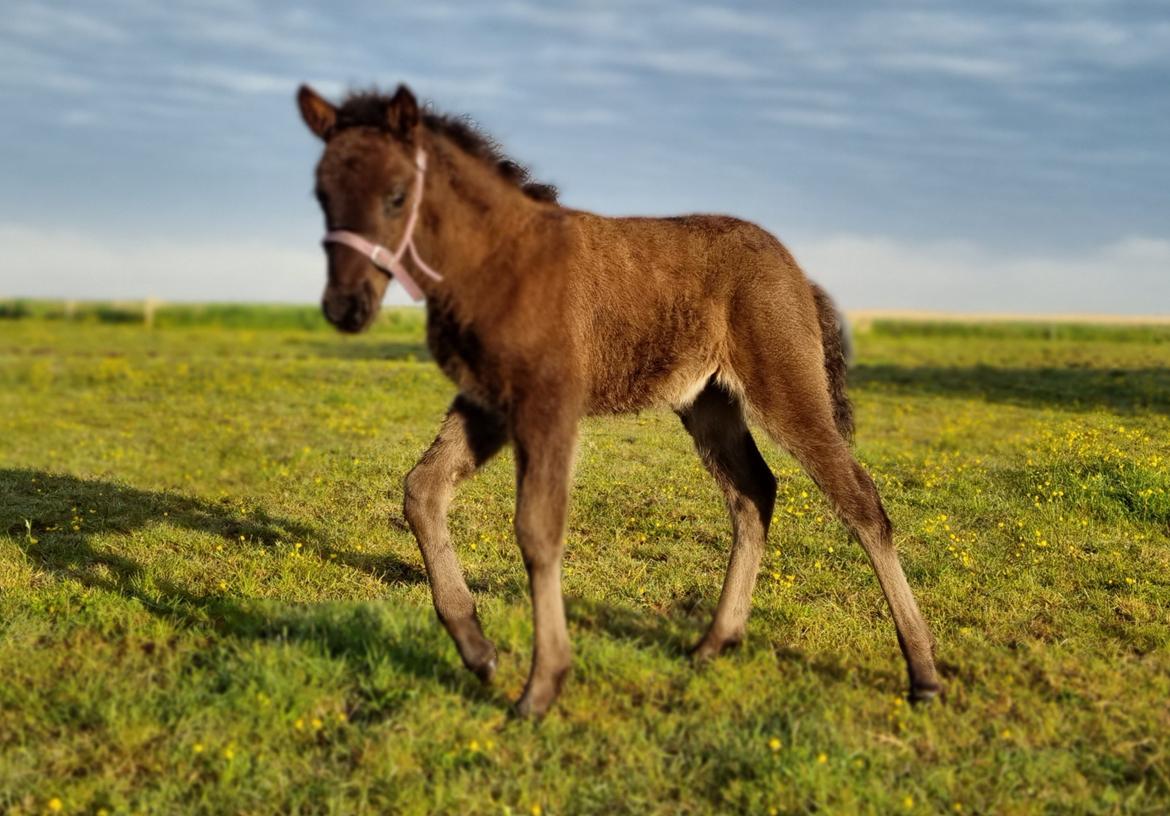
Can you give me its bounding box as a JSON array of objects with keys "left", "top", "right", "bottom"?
[
  {"left": 403, "top": 394, "right": 508, "bottom": 682},
  {"left": 746, "top": 376, "right": 941, "bottom": 701},
  {"left": 678, "top": 383, "right": 778, "bottom": 661},
  {"left": 794, "top": 437, "right": 940, "bottom": 700}
]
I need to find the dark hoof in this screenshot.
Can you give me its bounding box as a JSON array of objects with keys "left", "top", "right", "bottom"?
[
  {"left": 512, "top": 686, "right": 563, "bottom": 720},
  {"left": 512, "top": 667, "right": 569, "bottom": 719},
  {"left": 461, "top": 641, "right": 498, "bottom": 684},
  {"left": 909, "top": 682, "right": 943, "bottom": 705},
  {"left": 511, "top": 695, "right": 544, "bottom": 720},
  {"left": 689, "top": 634, "right": 741, "bottom": 665},
  {"left": 472, "top": 652, "right": 498, "bottom": 684}
]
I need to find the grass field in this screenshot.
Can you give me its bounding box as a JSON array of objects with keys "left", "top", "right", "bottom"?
[{"left": 1, "top": 306, "right": 1168, "bottom": 815}]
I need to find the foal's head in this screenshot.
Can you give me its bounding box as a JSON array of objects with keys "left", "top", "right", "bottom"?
[{"left": 297, "top": 84, "right": 422, "bottom": 333}]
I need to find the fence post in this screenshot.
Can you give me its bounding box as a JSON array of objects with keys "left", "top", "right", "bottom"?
[{"left": 144, "top": 297, "right": 159, "bottom": 329}]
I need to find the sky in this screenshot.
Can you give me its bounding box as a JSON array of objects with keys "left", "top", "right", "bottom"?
[{"left": 1, "top": 0, "right": 1168, "bottom": 312}]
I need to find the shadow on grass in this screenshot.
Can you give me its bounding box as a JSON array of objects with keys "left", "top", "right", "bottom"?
[
  {"left": 566, "top": 595, "right": 914, "bottom": 697},
  {"left": 0, "top": 468, "right": 481, "bottom": 707},
  {"left": 2, "top": 468, "right": 313, "bottom": 604},
  {"left": 851, "top": 364, "right": 1170, "bottom": 415},
  {"left": 568, "top": 595, "right": 699, "bottom": 658},
  {"left": 3, "top": 468, "right": 910, "bottom": 712}
]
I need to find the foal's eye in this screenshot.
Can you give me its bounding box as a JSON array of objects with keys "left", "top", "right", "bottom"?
[{"left": 383, "top": 187, "right": 407, "bottom": 215}]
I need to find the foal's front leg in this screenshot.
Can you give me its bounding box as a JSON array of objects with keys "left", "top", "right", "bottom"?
[
  {"left": 403, "top": 394, "right": 508, "bottom": 682},
  {"left": 511, "top": 404, "right": 578, "bottom": 718}
]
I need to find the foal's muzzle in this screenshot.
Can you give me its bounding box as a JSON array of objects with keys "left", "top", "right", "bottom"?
[{"left": 322, "top": 289, "right": 372, "bottom": 333}]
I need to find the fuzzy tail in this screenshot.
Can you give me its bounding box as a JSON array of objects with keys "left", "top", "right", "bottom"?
[{"left": 810, "top": 283, "right": 854, "bottom": 442}]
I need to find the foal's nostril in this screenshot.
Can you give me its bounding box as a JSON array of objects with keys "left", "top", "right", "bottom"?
[
  {"left": 323, "top": 293, "right": 369, "bottom": 332},
  {"left": 341, "top": 304, "right": 367, "bottom": 331},
  {"left": 322, "top": 296, "right": 348, "bottom": 325}
]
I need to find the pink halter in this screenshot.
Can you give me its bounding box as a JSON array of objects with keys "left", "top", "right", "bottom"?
[{"left": 322, "top": 148, "right": 442, "bottom": 302}]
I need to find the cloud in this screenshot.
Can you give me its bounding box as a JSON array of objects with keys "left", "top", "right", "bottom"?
[
  {"left": 682, "top": 6, "right": 782, "bottom": 35},
  {"left": 633, "top": 47, "right": 765, "bottom": 80},
  {"left": 536, "top": 107, "right": 620, "bottom": 126},
  {"left": 177, "top": 11, "right": 331, "bottom": 58},
  {"left": 6, "top": 3, "right": 128, "bottom": 43},
  {"left": 0, "top": 39, "right": 95, "bottom": 93},
  {"left": 171, "top": 63, "right": 512, "bottom": 106},
  {"left": 3, "top": 222, "right": 1164, "bottom": 316},
  {"left": 557, "top": 67, "right": 633, "bottom": 88},
  {"left": 876, "top": 52, "right": 1021, "bottom": 81},
  {"left": 496, "top": 1, "right": 643, "bottom": 41},
  {"left": 761, "top": 108, "right": 857, "bottom": 131},
  {"left": 181, "top": 65, "right": 302, "bottom": 96},
  {"left": 795, "top": 233, "right": 1170, "bottom": 315},
  {"left": 0, "top": 223, "right": 415, "bottom": 305},
  {"left": 60, "top": 110, "right": 100, "bottom": 127},
  {"left": 535, "top": 42, "right": 766, "bottom": 82}
]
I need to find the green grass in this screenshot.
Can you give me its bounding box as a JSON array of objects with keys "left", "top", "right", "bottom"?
[
  {"left": 1, "top": 307, "right": 1168, "bottom": 815},
  {"left": 868, "top": 319, "right": 1170, "bottom": 345},
  {"left": 0, "top": 298, "right": 430, "bottom": 332}
]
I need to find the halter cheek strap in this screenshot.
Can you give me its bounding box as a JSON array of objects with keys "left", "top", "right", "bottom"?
[{"left": 322, "top": 148, "right": 442, "bottom": 302}]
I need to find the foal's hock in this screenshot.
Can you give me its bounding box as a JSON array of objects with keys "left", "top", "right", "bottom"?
[{"left": 298, "top": 83, "right": 942, "bottom": 717}]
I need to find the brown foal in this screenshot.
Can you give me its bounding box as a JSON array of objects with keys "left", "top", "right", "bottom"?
[{"left": 297, "top": 84, "right": 941, "bottom": 717}]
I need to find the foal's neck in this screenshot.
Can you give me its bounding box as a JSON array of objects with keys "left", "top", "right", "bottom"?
[{"left": 412, "top": 135, "right": 544, "bottom": 298}]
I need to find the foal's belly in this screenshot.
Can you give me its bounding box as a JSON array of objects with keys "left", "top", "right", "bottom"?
[
  {"left": 584, "top": 338, "right": 723, "bottom": 416},
  {"left": 583, "top": 300, "right": 727, "bottom": 415}
]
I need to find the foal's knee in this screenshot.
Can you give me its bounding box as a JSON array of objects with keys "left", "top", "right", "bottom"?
[
  {"left": 843, "top": 462, "right": 894, "bottom": 547},
  {"left": 403, "top": 466, "right": 443, "bottom": 529},
  {"left": 515, "top": 530, "right": 558, "bottom": 572}
]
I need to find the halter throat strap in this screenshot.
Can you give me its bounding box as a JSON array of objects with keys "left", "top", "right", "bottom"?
[{"left": 322, "top": 147, "right": 441, "bottom": 302}]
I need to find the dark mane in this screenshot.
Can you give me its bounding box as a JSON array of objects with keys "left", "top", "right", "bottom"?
[{"left": 334, "top": 90, "right": 559, "bottom": 203}]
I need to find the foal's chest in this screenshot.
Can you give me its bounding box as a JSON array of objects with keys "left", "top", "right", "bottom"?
[{"left": 425, "top": 301, "right": 498, "bottom": 405}]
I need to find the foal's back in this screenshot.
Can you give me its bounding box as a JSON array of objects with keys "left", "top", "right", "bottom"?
[{"left": 559, "top": 211, "right": 823, "bottom": 416}]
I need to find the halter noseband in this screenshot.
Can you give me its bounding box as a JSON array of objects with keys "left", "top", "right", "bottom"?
[{"left": 322, "top": 147, "right": 441, "bottom": 302}]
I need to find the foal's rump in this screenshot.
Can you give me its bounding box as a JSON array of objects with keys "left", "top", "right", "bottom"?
[{"left": 575, "top": 212, "right": 841, "bottom": 424}]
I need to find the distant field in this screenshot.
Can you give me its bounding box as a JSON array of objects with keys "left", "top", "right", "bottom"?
[
  {"left": 850, "top": 309, "right": 1170, "bottom": 327},
  {"left": 4, "top": 298, "right": 1170, "bottom": 337},
  {"left": 1, "top": 305, "right": 1168, "bottom": 814}
]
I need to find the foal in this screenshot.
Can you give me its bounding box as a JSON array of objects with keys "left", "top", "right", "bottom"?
[{"left": 297, "top": 83, "right": 941, "bottom": 716}]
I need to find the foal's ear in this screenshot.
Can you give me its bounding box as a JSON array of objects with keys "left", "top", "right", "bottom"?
[
  {"left": 297, "top": 84, "right": 337, "bottom": 140},
  {"left": 386, "top": 84, "right": 420, "bottom": 140}
]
